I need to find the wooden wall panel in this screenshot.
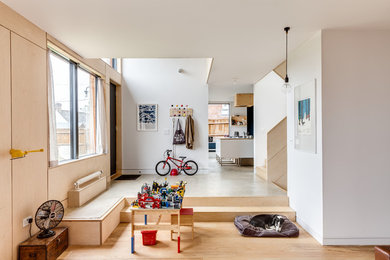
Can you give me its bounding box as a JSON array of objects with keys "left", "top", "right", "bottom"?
[
  {"left": 11, "top": 32, "right": 47, "bottom": 258},
  {"left": 0, "top": 25, "right": 12, "bottom": 260},
  {"left": 48, "top": 154, "right": 110, "bottom": 202},
  {"left": 0, "top": 2, "right": 46, "bottom": 49}
]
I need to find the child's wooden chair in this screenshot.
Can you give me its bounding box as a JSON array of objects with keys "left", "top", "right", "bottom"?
[{"left": 171, "top": 208, "right": 194, "bottom": 240}]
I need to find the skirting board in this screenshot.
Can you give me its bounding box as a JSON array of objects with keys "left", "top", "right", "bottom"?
[
  {"left": 296, "top": 216, "right": 323, "bottom": 245},
  {"left": 323, "top": 237, "right": 390, "bottom": 246},
  {"left": 121, "top": 169, "right": 209, "bottom": 174},
  {"left": 297, "top": 216, "right": 390, "bottom": 245}
]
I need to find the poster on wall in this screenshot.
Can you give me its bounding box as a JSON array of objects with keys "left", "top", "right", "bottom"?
[
  {"left": 137, "top": 104, "right": 158, "bottom": 131},
  {"left": 294, "top": 79, "right": 316, "bottom": 153}
]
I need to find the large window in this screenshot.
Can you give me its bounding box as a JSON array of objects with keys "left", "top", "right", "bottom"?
[
  {"left": 50, "top": 51, "right": 99, "bottom": 162},
  {"left": 208, "top": 103, "right": 230, "bottom": 137}
]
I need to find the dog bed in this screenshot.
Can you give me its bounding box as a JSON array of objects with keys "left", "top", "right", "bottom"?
[{"left": 234, "top": 215, "right": 299, "bottom": 237}]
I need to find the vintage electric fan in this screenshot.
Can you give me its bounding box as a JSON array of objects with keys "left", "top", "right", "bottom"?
[{"left": 35, "top": 200, "right": 64, "bottom": 239}]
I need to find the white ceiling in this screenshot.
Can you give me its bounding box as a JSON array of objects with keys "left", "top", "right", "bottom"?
[{"left": 3, "top": 0, "right": 390, "bottom": 86}]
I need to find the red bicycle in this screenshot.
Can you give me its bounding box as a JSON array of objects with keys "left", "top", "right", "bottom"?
[{"left": 155, "top": 149, "right": 198, "bottom": 176}]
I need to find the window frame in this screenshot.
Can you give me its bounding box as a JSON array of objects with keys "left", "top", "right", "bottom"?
[{"left": 50, "top": 49, "right": 100, "bottom": 163}]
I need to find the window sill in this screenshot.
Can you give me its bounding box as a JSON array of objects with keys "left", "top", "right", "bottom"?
[{"left": 49, "top": 153, "right": 107, "bottom": 169}]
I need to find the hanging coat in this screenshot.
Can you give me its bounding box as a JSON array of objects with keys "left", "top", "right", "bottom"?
[{"left": 185, "top": 115, "right": 194, "bottom": 149}]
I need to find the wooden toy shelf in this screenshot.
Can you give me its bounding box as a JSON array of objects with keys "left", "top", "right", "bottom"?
[{"left": 131, "top": 208, "right": 182, "bottom": 253}]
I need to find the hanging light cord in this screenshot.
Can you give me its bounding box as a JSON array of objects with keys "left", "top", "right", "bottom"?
[{"left": 284, "top": 27, "right": 290, "bottom": 83}]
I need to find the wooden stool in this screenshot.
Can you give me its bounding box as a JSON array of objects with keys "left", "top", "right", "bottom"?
[
  {"left": 171, "top": 208, "right": 194, "bottom": 240},
  {"left": 375, "top": 246, "right": 390, "bottom": 260}
]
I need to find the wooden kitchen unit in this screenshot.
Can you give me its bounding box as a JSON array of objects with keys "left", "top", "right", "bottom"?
[{"left": 234, "top": 93, "right": 253, "bottom": 107}]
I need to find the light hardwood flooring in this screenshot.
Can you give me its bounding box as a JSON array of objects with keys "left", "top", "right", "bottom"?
[{"left": 59, "top": 222, "right": 374, "bottom": 260}]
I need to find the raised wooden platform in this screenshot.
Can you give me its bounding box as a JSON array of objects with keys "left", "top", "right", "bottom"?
[
  {"left": 60, "top": 194, "right": 295, "bottom": 246},
  {"left": 60, "top": 197, "right": 125, "bottom": 246}
]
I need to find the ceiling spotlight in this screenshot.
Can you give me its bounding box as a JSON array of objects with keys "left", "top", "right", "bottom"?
[{"left": 282, "top": 26, "right": 291, "bottom": 93}]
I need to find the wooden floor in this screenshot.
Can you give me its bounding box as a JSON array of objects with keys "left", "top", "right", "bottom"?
[{"left": 59, "top": 222, "right": 374, "bottom": 260}]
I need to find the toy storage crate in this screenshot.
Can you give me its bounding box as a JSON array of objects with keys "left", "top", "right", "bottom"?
[{"left": 141, "top": 230, "right": 157, "bottom": 245}]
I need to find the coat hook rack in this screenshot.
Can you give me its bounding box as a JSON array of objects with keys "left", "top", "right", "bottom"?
[{"left": 169, "top": 104, "right": 193, "bottom": 117}]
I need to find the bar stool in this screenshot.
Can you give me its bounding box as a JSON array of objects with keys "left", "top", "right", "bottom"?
[{"left": 171, "top": 208, "right": 194, "bottom": 240}]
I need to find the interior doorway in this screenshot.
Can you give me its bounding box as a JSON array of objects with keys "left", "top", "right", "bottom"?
[
  {"left": 208, "top": 103, "right": 230, "bottom": 152},
  {"left": 110, "top": 82, "right": 117, "bottom": 175}
]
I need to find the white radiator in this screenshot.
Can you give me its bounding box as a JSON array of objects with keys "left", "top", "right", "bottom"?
[{"left": 68, "top": 171, "right": 106, "bottom": 208}]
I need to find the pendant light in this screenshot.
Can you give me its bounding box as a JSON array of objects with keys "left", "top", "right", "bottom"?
[{"left": 282, "top": 26, "right": 291, "bottom": 93}]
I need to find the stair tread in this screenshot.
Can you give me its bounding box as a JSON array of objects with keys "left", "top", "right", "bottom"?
[
  {"left": 121, "top": 206, "right": 294, "bottom": 213},
  {"left": 193, "top": 206, "right": 294, "bottom": 212}
]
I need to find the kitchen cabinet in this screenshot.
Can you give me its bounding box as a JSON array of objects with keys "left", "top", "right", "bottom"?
[{"left": 234, "top": 93, "right": 253, "bottom": 107}]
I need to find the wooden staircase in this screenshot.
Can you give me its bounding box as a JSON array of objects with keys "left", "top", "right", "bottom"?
[
  {"left": 256, "top": 117, "right": 287, "bottom": 191},
  {"left": 120, "top": 196, "right": 295, "bottom": 223}
]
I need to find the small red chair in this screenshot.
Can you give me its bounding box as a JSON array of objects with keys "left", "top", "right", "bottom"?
[{"left": 171, "top": 208, "right": 194, "bottom": 240}]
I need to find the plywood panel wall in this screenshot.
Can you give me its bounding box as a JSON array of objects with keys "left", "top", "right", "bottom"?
[
  {"left": 0, "top": 25, "right": 12, "bottom": 260},
  {"left": 48, "top": 154, "right": 110, "bottom": 202},
  {"left": 11, "top": 32, "right": 47, "bottom": 258},
  {"left": 0, "top": 1, "right": 46, "bottom": 49}
]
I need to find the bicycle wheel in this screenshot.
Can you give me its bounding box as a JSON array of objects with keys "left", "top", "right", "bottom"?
[
  {"left": 183, "top": 160, "right": 198, "bottom": 175},
  {"left": 155, "top": 161, "right": 171, "bottom": 176}
]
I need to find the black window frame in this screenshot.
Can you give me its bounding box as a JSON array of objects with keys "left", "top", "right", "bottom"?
[{"left": 50, "top": 49, "right": 99, "bottom": 162}]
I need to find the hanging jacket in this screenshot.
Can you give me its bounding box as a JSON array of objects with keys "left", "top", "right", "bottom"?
[{"left": 185, "top": 115, "right": 194, "bottom": 149}]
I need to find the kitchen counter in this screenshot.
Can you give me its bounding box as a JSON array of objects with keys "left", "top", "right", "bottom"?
[
  {"left": 216, "top": 137, "right": 253, "bottom": 140},
  {"left": 215, "top": 138, "right": 254, "bottom": 166}
]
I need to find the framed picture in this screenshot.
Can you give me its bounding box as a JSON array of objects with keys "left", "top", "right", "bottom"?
[
  {"left": 294, "top": 79, "right": 317, "bottom": 153},
  {"left": 137, "top": 104, "right": 158, "bottom": 131}
]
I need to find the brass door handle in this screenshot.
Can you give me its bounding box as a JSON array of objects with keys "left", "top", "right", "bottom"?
[{"left": 10, "top": 148, "right": 44, "bottom": 159}]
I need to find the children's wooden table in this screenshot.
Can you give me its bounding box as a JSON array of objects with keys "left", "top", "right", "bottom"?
[{"left": 131, "top": 208, "right": 181, "bottom": 253}]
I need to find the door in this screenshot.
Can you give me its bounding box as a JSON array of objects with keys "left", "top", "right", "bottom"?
[
  {"left": 110, "top": 83, "right": 117, "bottom": 175},
  {"left": 11, "top": 33, "right": 47, "bottom": 255}
]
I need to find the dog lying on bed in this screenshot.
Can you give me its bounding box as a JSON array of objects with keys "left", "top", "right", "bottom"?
[{"left": 249, "top": 214, "right": 285, "bottom": 232}]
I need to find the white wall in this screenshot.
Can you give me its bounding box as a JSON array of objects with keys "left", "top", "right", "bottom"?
[
  {"left": 321, "top": 30, "right": 390, "bottom": 245},
  {"left": 122, "top": 59, "right": 210, "bottom": 173},
  {"left": 209, "top": 84, "right": 253, "bottom": 136},
  {"left": 286, "top": 32, "right": 324, "bottom": 243},
  {"left": 253, "top": 71, "right": 286, "bottom": 167}
]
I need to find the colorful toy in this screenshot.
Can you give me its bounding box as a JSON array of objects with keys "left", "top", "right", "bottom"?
[
  {"left": 131, "top": 180, "right": 186, "bottom": 209},
  {"left": 138, "top": 193, "right": 161, "bottom": 209}
]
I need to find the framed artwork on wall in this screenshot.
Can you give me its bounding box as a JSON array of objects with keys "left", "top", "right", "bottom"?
[
  {"left": 294, "top": 79, "right": 317, "bottom": 153},
  {"left": 137, "top": 104, "right": 158, "bottom": 131}
]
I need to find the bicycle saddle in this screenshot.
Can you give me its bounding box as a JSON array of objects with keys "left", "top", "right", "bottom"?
[{"left": 179, "top": 156, "right": 187, "bottom": 159}]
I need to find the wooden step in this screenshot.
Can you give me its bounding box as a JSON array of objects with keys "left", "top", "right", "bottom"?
[
  {"left": 183, "top": 196, "right": 288, "bottom": 207},
  {"left": 256, "top": 166, "right": 267, "bottom": 181},
  {"left": 125, "top": 196, "right": 289, "bottom": 208},
  {"left": 193, "top": 206, "right": 295, "bottom": 222},
  {"left": 120, "top": 206, "right": 295, "bottom": 223}
]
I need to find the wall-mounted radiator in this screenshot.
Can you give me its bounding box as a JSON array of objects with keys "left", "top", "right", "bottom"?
[{"left": 68, "top": 171, "right": 107, "bottom": 208}]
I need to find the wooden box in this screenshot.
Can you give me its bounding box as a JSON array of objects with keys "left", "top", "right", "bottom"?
[
  {"left": 375, "top": 246, "right": 390, "bottom": 260},
  {"left": 19, "top": 227, "right": 68, "bottom": 260}
]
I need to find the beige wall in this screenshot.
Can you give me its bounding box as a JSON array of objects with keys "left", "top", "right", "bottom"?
[
  {"left": 0, "top": 2, "right": 121, "bottom": 259},
  {"left": 0, "top": 25, "right": 12, "bottom": 260}
]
